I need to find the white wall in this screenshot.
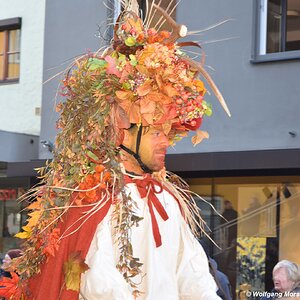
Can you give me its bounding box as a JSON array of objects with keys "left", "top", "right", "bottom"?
[{"left": 0, "top": 0, "right": 46, "bottom": 135}]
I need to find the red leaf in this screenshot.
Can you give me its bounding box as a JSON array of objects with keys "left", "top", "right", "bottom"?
[
  {"left": 0, "top": 272, "right": 26, "bottom": 299},
  {"left": 104, "top": 55, "right": 121, "bottom": 77}
]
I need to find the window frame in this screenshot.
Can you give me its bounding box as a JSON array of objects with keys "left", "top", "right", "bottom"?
[
  {"left": 251, "top": 0, "right": 300, "bottom": 63},
  {"left": 0, "top": 17, "right": 21, "bottom": 83}
]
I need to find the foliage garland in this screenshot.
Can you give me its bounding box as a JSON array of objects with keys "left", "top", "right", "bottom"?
[{"left": 0, "top": 1, "right": 230, "bottom": 298}]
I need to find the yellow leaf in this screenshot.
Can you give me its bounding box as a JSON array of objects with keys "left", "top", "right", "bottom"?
[
  {"left": 191, "top": 130, "right": 209, "bottom": 146},
  {"left": 15, "top": 226, "right": 31, "bottom": 239},
  {"left": 64, "top": 252, "right": 89, "bottom": 292},
  {"left": 27, "top": 198, "right": 42, "bottom": 210},
  {"left": 115, "top": 90, "right": 135, "bottom": 102},
  {"left": 127, "top": 17, "right": 144, "bottom": 33},
  {"left": 136, "top": 65, "right": 149, "bottom": 76},
  {"left": 27, "top": 210, "right": 42, "bottom": 228},
  {"left": 137, "top": 46, "right": 155, "bottom": 65},
  {"left": 162, "top": 122, "right": 172, "bottom": 135}
]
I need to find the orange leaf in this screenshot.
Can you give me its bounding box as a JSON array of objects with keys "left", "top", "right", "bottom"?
[
  {"left": 120, "top": 63, "right": 134, "bottom": 83},
  {"left": 140, "top": 97, "right": 156, "bottom": 115},
  {"left": 136, "top": 65, "right": 150, "bottom": 76},
  {"left": 161, "top": 84, "right": 178, "bottom": 98},
  {"left": 43, "top": 228, "right": 61, "bottom": 257},
  {"left": 155, "top": 74, "right": 163, "bottom": 90},
  {"left": 27, "top": 198, "right": 42, "bottom": 210},
  {"left": 95, "top": 165, "right": 105, "bottom": 174},
  {"left": 154, "top": 103, "right": 177, "bottom": 125},
  {"left": 115, "top": 90, "right": 135, "bottom": 102},
  {"left": 142, "top": 113, "right": 155, "bottom": 125},
  {"left": 144, "top": 92, "right": 172, "bottom": 105},
  {"left": 137, "top": 46, "right": 155, "bottom": 65},
  {"left": 114, "top": 104, "right": 131, "bottom": 129},
  {"left": 128, "top": 102, "right": 141, "bottom": 124},
  {"left": 137, "top": 80, "right": 153, "bottom": 97},
  {"left": 191, "top": 130, "right": 209, "bottom": 146}
]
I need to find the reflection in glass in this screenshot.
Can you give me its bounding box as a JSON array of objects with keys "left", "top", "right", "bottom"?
[
  {"left": 0, "top": 188, "right": 27, "bottom": 253},
  {"left": 8, "top": 53, "right": 20, "bottom": 79},
  {"left": 8, "top": 29, "right": 20, "bottom": 52},
  {"left": 236, "top": 237, "right": 266, "bottom": 296},
  {"left": 188, "top": 176, "right": 300, "bottom": 299},
  {"left": 0, "top": 56, "right": 3, "bottom": 81},
  {"left": 0, "top": 31, "right": 5, "bottom": 81},
  {"left": 286, "top": 0, "right": 300, "bottom": 51},
  {"left": 237, "top": 186, "right": 277, "bottom": 237},
  {"left": 267, "top": 0, "right": 282, "bottom": 53},
  {"left": 279, "top": 184, "right": 300, "bottom": 262},
  {"left": 0, "top": 31, "right": 4, "bottom": 53}
]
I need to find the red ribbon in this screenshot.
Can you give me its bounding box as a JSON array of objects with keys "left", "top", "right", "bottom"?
[{"left": 125, "top": 174, "right": 169, "bottom": 247}]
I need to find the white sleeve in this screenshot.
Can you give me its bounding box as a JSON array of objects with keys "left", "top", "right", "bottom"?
[
  {"left": 177, "top": 222, "right": 221, "bottom": 300},
  {"left": 80, "top": 214, "right": 134, "bottom": 300}
]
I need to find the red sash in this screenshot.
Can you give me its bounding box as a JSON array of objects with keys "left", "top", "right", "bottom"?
[{"left": 28, "top": 200, "right": 112, "bottom": 300}]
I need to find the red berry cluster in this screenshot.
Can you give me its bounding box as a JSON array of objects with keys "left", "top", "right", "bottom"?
[{"left": 175, "top": 90, "right": 203, "bottom": 126}]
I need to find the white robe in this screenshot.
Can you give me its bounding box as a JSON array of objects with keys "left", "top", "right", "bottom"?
[{"left": 80, "top": 182, "right": 221, "bottom": 300}]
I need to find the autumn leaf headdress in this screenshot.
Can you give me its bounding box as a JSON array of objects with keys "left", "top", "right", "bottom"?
[
  {"left": 3, "top": 1, "right": 231, "bottom": 299},
  {"left": 57, "top": 0, "right": 231, "bottom": 147}
]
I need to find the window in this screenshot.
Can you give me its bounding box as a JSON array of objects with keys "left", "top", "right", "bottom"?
[
  {"left": 0, "top": 18, "right": 21, "bottom": 82},
  {"left": 252, "top": 0, "right": 300, "bottom": 62},
  {"left": 186, "top": 175, "right": 300, "bottom": 297},
  {"left": 0, "top": 187, "right": 28, "bottom": 253}
]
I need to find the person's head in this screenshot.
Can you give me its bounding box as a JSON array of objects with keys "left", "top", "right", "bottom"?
[
  {"left": 1, "top": 249, "right": 23, "bottom": 270},
  {"left": 224, "top": 200, "right": 233, "bottom": 209},
  {"left": 121, "top": 125, "right": 169, "bottom": 174},
  {"left": 273, "top": 260, "right": 300, "bottom": 292}
]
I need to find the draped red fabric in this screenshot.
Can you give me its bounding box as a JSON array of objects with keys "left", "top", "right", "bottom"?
[
  {"left": 124, "top": 175, "right": 169, "bottom": 247},
  {"left": 28, "top": 199, "right": 112, "bottom": 300}
]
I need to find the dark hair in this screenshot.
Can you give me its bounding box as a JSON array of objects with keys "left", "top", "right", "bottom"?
[{"left": 7, "top": 249, "right": 23, "bottom": 260}]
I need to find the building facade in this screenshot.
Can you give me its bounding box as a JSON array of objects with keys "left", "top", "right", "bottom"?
[
  {"left": 166, "top": 0, "right": 300, "bottom": 298},
  {"left": 0, "top": 0, "right": 106, "bottom": 254},
  {"left": 1, "top": 0, "right": 299, "bottom": 298}
]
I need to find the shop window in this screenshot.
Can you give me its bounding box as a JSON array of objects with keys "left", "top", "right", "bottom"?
[
  {"left": 0, "top": 187, "right": 27, "bottom": 253},
  {"left": 252, "top": 0, "right": 300, "bottom": 62},
  {"left": 186, "top": 175, "right": 300, "bottom": 299},
  {"left": 0, "top": 18, "right": 21, "bottom": 83}
]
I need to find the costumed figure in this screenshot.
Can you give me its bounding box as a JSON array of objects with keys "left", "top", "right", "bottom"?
[{"left": 0, "top": 1, "right": 231, "bottom": 299}]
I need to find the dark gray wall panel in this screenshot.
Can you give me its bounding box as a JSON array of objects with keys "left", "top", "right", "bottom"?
[
  {"left": 39, "top": 0, "right": 107, "bottom": 159},
  {"left": 168, "top": 0, "right": 300, "bottom": 154},
  {"left": 0, "top": 130, "right": 38, "bottom": 162}
]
